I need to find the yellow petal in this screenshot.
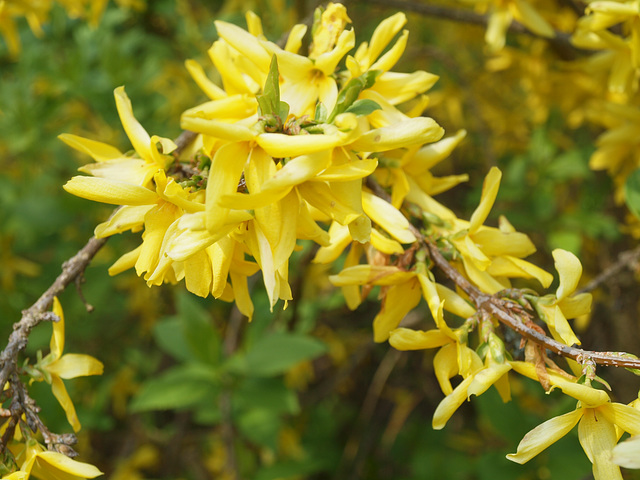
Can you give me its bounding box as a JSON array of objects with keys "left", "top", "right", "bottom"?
[
  {"left": 108, "top": 245, "right": 141, "bottom": 276},
  {"left": 434, "top": 283, "right": 476, "bottom": 319},
  {"left": 370, "top": 71, "right": 439, "bottom": 105},
  {"left": 329, "top": 265, "right": 415, "bottom": 286},
  {"left": 600, "top": 402, "right": 640, "bottom": 435},
  {"left": 341, "top": 242, "right": 365, "bottom": 310},
  {"left": 207, "top": 236, "right": 234, "bottom": 298},
  {"left": 612, "top": 435, "right": 640, "bottom": 468},
  {"left": 472, "top": 228, "right": 536, "bottom": 258},
  {"left": 50, "top": 376, "right": 81, "bottom": 432},
  {"left": 559, "top": 293, "right": 592, "bottom": 319},
  {"left": 313, "top": 222, "right": 352, "bottom": 263},
  {"left": 362, "top": 191, "right": 416, "bottom": 243},
  {"left": 297, "top": 201, "right": 331, "bottom": 246},
  {"left": 311, "top": 158, "right": 378, "bottom": 182},
  {"left": 432, "top": 375, "right": 475, "bottom": 430},
  {"left": 185, "top": 59, "right": 227, "bottom": 100},
  {"left": 114, "top": 86, "right": 153, "bottom": 163},
  {"left": 58, "top": 133, "right": 123, "bottom": 162},
  {"left": 404, "top": 129, "right": 467, "bottom": 175},
  {"left": 349, "top": 117, "right": 444, "bottom": 152},
  {"left": 389, "top": 328, "right": 450, "bottom": 350},
  {"left": 369, "top": 29, "right": 408, "bottom": 72},
  {"left": 348, "top": 215, "right": 371, "bottom": 244},
  {"left": 553, "top": 249, "right": 582, "bottom": 301},
  {"left": 357, "top": 12, "right": 406, "bottom": 68},
  {"left": 64, "top": 176, "right": 158, "bottom": 206},
  {"left": 206, "top": 142, "right": 250, "bottom": 232},
  {"left": 34, "top": 451, "right": 103, "bottom": 478},
  {"left": 94, "top": 205, "right": 152, "bottom": 237},
  {"left": 434, "top": 343, "right": 458, "bottom": 395},
  {"left": 373, "top": 280, "right": 422, "bottom": 342},
  {"left": 370, "top": 228, "right": 403, "bottom": 254},
  {"left": 469, "top": 167, "right": 501, "bottom": 233},
  {"left": 214, "top": 20, "right": 271, "bottom": 71},
  {"left": 507, "top": 409, "right": 583, "bottom": 464},
  {"left": 511, "top": 0, "right": 555, "bottom": 38},
  {"left": 467, "top": 363, "right": 512, "bottom": 398},
  {"left": 256, "top": 132, "right": 345, "bottom": 158},
  {"left": 180, "top": 115, "right": 255, "bottom": 142},
  {"left": 230, "top": 269, "right": 254, "bottom": 321},
  {"left": 50, "top": 297, "right": 65, "bottom": 359},
  {"left": 487, "top": 256, "right": 554, "bottom": 288},
  {"left": 284, "top": 24, "right": 307, "bottom": 53},
  {"left": 46, "top": 354, "right": 103, "bottom": 379},
  {"left": 184, "top": 249, "right": 213, "bottom": 298},
  {"left": 297, "top": 181, "right": 361, "bottom": 225},
  {"left": 579, "top": 408, "right": 623, "bottom": 480}
]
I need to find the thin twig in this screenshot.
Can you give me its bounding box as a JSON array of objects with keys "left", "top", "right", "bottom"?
[
  {"left": 364, "top": 0, "right": 582, "bottom": 60},
  {"left": 576, "top": 246, "right": 640, "bottom": 294}
]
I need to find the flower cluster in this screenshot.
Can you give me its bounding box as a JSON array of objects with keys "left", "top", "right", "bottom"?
[{"left": 63, "top": 4, "right": 447, "bottom": 319}]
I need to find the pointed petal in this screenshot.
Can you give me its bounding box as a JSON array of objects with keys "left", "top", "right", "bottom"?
[
  {"left": 554, "top": 249, "right": 583, "bottom": 301},
  {"left": 467, "top": 363, "right": 511, "bottom": 397},
  {"left": 50, "top": 376, "right": 81, "bottom": 432},
  {"left": 185, "top": 59, "right": 227, "bottom": 100},
  {"left": 46, "top": 354, "right": 103, "bottom": 379},
  {"left": 432, "top": 375, "right": 475, "bottom": 430},
  {"left": 50, "top": 297, "right": 65, "bottom": 359},
  {"left": 349, "top": 117, "right": 444, "bottom": 152},
  {"left": 114, "top": 86, "right": 153, "bottom": 163},
  {"left": 579, "top": 408, "right": 623, "bottom": 480},
  {"left": 362, "top": 191, "right": 416, "bottom": 243},
  {"left": 214, "top": 20, "right": 272, "bottom": 71},
  {"left": 507, "top": 409, "right": 582, "bottom": 464},
  {"left": 469, "top": 167, "right": 501, "bottom": 233},
  {"left": 64, "top": 176, "right": 158, "bottom": 206},
  {"left": 389, "top": 328, "right": 450, "bottom": 351},
  {"left": 94, "top": 205, "right": 152, "bottom": 237},
  {"left": 58, "top": 133, "right": 123, "bottom": 162},
  {"left": 329, "top": 265, "right": 415, "bottom": 286},
  {"left": 612, "top": 435, "right": 640, "bottom": 468},
  {"left": 35, "top": 451, "right": 103, "bottom": 477},
  {"left": 373, "top": 280, "right": 422, "bottom": 342},
  {"left": 600, "top": 402, "right": 640, "bottom": 435}
]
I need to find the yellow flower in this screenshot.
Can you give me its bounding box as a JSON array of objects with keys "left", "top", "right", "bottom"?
[
  {"left": 38, "top": 298, "right": 104, "bottom": 432},
  {"left": 14, "top": 440, "right": 103, "bottom": 480},
  {"left": 534, "top": 249, "right": 592, "bottom": 348},
  {"left": 508, "top": 362, "right": 640, "bottom": 479}
]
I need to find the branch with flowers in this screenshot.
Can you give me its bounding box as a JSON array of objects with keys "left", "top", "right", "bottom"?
[{"left": 5, "top": 1, "right": 640, "bottom": 478}]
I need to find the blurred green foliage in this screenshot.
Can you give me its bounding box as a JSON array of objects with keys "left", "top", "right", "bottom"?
[{"left": 2, "top": 1, "right": 640, "bottom": 479}]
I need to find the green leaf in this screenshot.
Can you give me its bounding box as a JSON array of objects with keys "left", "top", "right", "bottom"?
[
  {"left": 225, "top": 332, "right": 327, "bottom": 377},
  {"left": 257, "top": 54, "right": 281, "bottom": 117},
  {"left": 232, "top": 377, "right": 300, "bottom": 415},
  {"left": 129, "top": 363, "right": 219, "bottom": 412},
  {"left": 153, "top": 317, "right": 194, "bottom": 362},
  {"left": 176, "top": 292, "right": 221, "bottom": 365},
  {"left": 314, "top": 102, "right": 328, "bottom": 122},
  {"left": 345, "top": 99, "right": 381, "bottom": 116},
  {"left": 625, "top": 168, "right": 640, "bottom": 220},
  {"left": 327, "top": 70, "right": 382, "bottom": 123}
]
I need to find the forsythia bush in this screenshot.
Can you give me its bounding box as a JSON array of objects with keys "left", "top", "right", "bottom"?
[{"left": 4, "top": 1, "right": 640, "bottom": 479}]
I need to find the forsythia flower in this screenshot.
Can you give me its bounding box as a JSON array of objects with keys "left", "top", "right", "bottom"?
[
  {"left": 5, "top": 440, "right": 103, "bottom": 480},
  {"left": 507, "top": 362, "right": 640, "bottom": 480},
  {"left": 36, "top": 298, "right": 104, "bottom": 432}
]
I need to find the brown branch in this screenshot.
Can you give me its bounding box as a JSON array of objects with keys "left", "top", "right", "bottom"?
[
  {"left": 424, "top": 240, "right": 640, "bottom": 370},
  {"left": 576, "top": 245, "right": 640, "bottom": 295}
]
